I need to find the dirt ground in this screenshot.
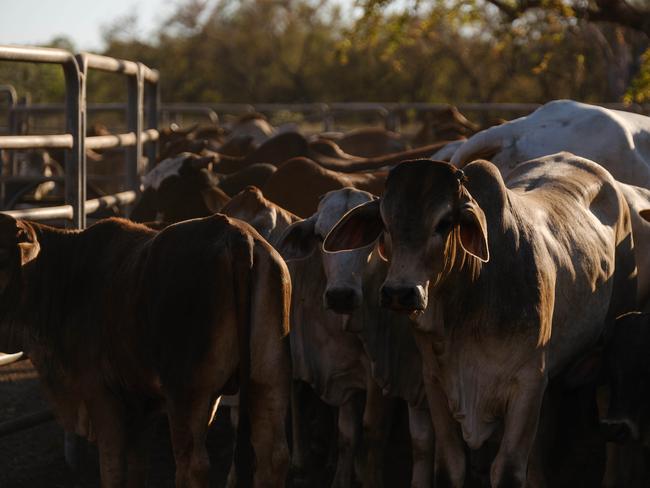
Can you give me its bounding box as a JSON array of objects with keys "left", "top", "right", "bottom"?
[
  {"left": 0, "top": 359, "right": 632, "bottom": 488},
  {"left": 0, "top": 360, "right": 415, "bottom": 488}
]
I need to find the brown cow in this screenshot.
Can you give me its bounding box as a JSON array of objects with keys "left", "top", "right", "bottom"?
[
  {"left": 221, "top": 186, "right": 300, "bottom": 246},
  {"left": 0, "top": 213, "right": 291, "bottom": 488},
  {"left": 321, "top": 128, "right": 408, "bottom": 158},
  {"left": 262, "top": 157, "right": 387, "bottom": 217}
]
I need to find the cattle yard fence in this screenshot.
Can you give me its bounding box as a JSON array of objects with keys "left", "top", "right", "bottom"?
[
  {"left": 5, "top": 100, "right": 650, "bottom": 136},
  {"left": 0, "top": 45, "right": 159, "bottom": 229}
]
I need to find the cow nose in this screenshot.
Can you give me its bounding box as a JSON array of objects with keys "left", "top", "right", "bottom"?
[
  {"left": 324, "top": 288, "right": 359, "bottom": 314},
  {"left": 600, "top": 418, "right": 637, "bottom": 443},
  {"left": 380, "top": 284, "right": 425, "bottom": 311}
]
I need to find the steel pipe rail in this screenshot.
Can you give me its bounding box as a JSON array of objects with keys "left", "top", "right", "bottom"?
[
  {"left": 3, "top": 190, "right": 136, "bottom": 220},
  {"left": 0, "top": 44, "right": 84, "bottom": 228},
  {"left": 79, "top": 52, "right": 159, "bottom": 83},
  {"left": 0, "top": 134, "right": 74, "bottom": 149},
  {"left": 0, "top": 45, "right": 160, "bottom": 229}
]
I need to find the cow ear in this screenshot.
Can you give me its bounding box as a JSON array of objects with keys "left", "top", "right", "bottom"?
[
  {"left": 16, "top": 222, "right": 40, "bottom": 265},
  {"left": 376, "top": 232, "right": 390, "bottom": 262},
  {"left": 640, "top": 209, "right": 650, "bottom": 222},
  {"left": 277, "top": 218, "right": 318, "bottom": 261},
  {"left": 323, "top": 200, "right": 383, "bottom": 253},
  {"left": 458, "top": 189, "right": 489, "bottom": 262},
  {"left": 190, "top": 155, "right": 214, "bottom": 171},
  {"left": 201, "top": 187, "right": 229, "bottom": 214}
]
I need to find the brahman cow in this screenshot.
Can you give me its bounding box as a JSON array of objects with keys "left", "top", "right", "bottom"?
[
  {"left": 0, "top": 214, "right": 291, "bottom": 488},
  {"left": 221, "top": 186, "right": 300, "bottom": 246},
  {"left": 278, "top": 188, "right": 432, "bottom": 488},
  {"left": 131, "top": 152, "right": 231, "bottom": 223},
  {"left": 445, "top": 100, "right": 650, "bottom": 187},
  {"left": 324, "top": 153, "right": 638, "bottom": 487}
]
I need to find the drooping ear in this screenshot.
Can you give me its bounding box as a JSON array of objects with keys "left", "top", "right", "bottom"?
[
  {"left": 376, "top": 232, "right": 391, "bottom": 262},
  {"left": 640, "top": 209, "right": 650, "bottom": 222},
  {"left": 16, "top": 221, "right": 40, "bottom": 265},
  {"left": 458, "top": 188, "right": 489, "bottom": 262},
  {"left": 190, "top": 155, "right": 215, "bottom": 171},
  {"left": 277, "top": 218, "right": 318, "bottom": 261},
  {"left": 201, "top": 187, "right": 230, "bottom": 214},
  {"left": 323, "top": 199, "right": 383, "bottom": 253}
]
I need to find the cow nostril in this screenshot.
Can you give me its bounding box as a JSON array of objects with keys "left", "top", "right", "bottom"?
[
  {"left": 325, "top": 288, "right": 358, "bottom": 313},
  {"left": 381, "top": 284, "right": 424, "bottom": 311},
  {"left": 600, "top": 419, "right": 634, "bottom": 443}
]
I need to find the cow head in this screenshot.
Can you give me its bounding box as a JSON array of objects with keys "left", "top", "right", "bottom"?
[
  {"left": 0, "top": 214, "right": 39, "bottom": 291},
  {"left": 601, "top": 312, "right": 650, "bottom": 445},
  {"left": 278, "top": 188, "right": 377, "bottom": 321},
  {"left": 324, "top": 159, "right": 488, "bottom": 317},
  {"left": 132, "top": 152, "right": 229, "bottom": 223}
]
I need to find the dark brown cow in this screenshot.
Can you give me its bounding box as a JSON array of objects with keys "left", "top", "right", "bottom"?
[
  {"left": 0, "top": 214, "right": 291, "bottom": 487},
  {"left": 323, "top": 128, "right": 408, "bottom": 158},
  {"left": 216, "top": 163, "right": 278, "bottom": 197},
  {"left": 130, "top": 153, "right": 230, "bottom": 223},
  {"left": 262, "top": 157, "right": 387, "bottom": 217}
]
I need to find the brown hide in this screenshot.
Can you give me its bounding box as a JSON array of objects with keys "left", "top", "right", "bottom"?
[
  {"left": 262, "top": 157, "right": 387, "bottom": 217},
  {"left": 0, "top": 214, "right": 290, "bottom": 487}
]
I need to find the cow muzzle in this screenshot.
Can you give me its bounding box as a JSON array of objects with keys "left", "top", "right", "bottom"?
[
  {"left": 324, "top": 287, "right": 361, "bottom": 315},
  {"left": 380, "top": 284, "right": 427, "bottom": 312},
  {"left": 600, "top": 418, "right": 639, "bottom": 443}
]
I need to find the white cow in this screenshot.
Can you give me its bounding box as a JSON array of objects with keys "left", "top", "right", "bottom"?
[{"left": 443, "top": 100, "right": 650, "bottom": 187}]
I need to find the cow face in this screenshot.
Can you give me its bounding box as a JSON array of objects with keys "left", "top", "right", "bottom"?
[
  {"left": 133, "top": 152, "right": 227, "bottom": 223},
  {"left": 0, "top": 215, "right": 39, "bottom": 296},
  {"left": 601, "top": 312, "right": 650, "bottom": 445},
  {"left": 324, "top": 159, "right": 488, "bottom": 316},
  {"left": 278, "top": 188, "right": 376, "bottom": 319}
]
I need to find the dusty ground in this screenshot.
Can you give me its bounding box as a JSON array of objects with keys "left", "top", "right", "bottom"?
[
  {"left": 0, "top": 360, "right": 414, "bottom": 488},
  {"left": 0, "top": 359, "right": 631, "bottom": 488}
]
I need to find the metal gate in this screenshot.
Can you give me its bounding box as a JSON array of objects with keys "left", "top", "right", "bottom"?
[{"left": 0, "top": 45, "right": 159, "bottom": 229}]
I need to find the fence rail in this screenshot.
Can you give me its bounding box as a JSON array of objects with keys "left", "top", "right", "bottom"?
[
  {"left": 6, "top": 100, "right": 649, "bottom": 134},
  {"left": 0, "top": 45, "right": 159, "bottom": 228}
]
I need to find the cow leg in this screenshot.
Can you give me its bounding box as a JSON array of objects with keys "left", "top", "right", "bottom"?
[
  {"left": 491, "top": 371, "right": 547, "bottom": 488},
  {"left": 332, "top": 394, "right": 363, "bottom": 488},
  {"left": 362, "top": 379, "right": 393, "bottom": 488},
  {"left": 290, "top": 379, "right": 306, "bottom": 473},
  {"left": 247, "top": 380, "right": 290, "bottom": 487},
  {"left": 85, "top": 390, "right": 127, "bottom": 488},
  {"left": 408, "top": 405, "right": 433, "bottom": 488},
  {"left": 167, "top": 392, "right": 216, "bottom": 488},
  {"left": 125, "top": 417, "right": 154, "bottom": 488}
]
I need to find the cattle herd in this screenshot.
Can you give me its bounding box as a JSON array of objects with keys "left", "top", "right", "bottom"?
[{"left": 2, "top": 99, "right": 650, "bottom": 487}]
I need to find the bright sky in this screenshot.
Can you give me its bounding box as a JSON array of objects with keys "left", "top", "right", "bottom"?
[{"left": 0, "top": 0, "right": 175, "bottom": 51}]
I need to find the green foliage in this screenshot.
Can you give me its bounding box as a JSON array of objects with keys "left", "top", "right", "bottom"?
[
  {"left": 1, "top": 0, "right": 648, "bottom": 106},
  {"left": 625, "top": 48, "right": 650, "bottom": 103}
]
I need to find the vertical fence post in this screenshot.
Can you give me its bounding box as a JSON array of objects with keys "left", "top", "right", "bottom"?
[
  {"left": 0, "top": 85, "right": 17, "bottom": 206},
  {"left": 143, "top": 68, "right": 159, "bottom": 173},
  {"left": 126, "top": 65, "right": 144, "bottom": 199},
  {"left": 64, "top": 57, "right": 85, "bottom": 229}
]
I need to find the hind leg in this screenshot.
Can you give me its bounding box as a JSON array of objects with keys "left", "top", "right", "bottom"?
[{"left": 167, "top": 390, "right": 218, "bottom": 488}]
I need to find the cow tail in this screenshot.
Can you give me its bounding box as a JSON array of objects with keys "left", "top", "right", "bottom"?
[{"left": 231, "top": 232, "right": 255, "bottom": 487}]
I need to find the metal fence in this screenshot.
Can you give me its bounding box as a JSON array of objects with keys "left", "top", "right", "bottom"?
[{"left": 0, "top": 45, "right": 159, "bottom": 229}]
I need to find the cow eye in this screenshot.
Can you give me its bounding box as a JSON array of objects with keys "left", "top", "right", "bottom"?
[{"left": 435, "top": 217, "right": 453, "bottom": 235}]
